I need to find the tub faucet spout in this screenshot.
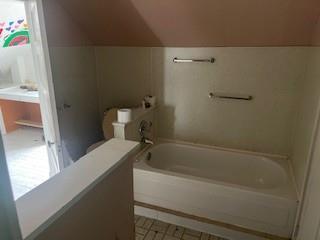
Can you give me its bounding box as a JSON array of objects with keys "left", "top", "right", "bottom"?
[{"left": 141, "top": 137, "right": 154, "bottom": 145}]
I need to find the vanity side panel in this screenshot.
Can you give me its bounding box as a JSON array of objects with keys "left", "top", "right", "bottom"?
[{"left": 34, "top": 159, "right": 134, "bottom": 240}]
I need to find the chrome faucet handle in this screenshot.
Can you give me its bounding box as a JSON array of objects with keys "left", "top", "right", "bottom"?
[
  {"left": 138, "top": 120, "right": 145, "bottom": 131},
  {"left": 139, "top": 120, "right": 147, "bottom": 136},
  {"left": 139, "top": 120, "right": 153, "bottom": 143},
  {"left": 139, "top": 120, "right": 152, "bottom": 134}
]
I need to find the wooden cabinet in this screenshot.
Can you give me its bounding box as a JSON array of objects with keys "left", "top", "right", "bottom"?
[{"left": 0, "top": 99, "right": 42, "bottom": 133}]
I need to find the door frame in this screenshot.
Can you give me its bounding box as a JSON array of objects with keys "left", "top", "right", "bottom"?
[
  {"left": 0, "top": 137, "right": 22, "bottom": 240},
  {"left": 1, "top": 0, "right": 64, "bottom": 239},
  {"left": 25, "top": 0, "right": 64, "bottom": 172}
]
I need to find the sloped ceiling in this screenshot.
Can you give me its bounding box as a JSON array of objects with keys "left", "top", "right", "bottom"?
[{"left": 56, "top": 0, "right": 320, "bottom": 46}]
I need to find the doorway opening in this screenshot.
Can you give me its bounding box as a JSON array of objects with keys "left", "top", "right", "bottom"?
[{"left": 0, "top": 0, "right": 61, "bottom": 199}]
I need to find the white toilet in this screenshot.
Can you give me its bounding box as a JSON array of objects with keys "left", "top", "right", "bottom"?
[
  {"left": 86, "top": 108, "right": 118, "bottom": 153},
  {"left": 87, "top": 106, "right": 156, "bottom": 153}
]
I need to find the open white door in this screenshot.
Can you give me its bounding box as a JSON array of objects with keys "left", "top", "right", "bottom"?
[{"left": 24, "top": 0, "right": 63, "bottom": 176}]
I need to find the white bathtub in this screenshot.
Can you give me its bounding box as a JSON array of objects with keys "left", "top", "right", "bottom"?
[{"left": 134, "top": 142, "right": 298, "bottom": 238}]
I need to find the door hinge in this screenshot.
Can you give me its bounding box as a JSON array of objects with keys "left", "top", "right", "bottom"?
[{"left": 47, "top": 141, "right": 55, "bottom": 148}]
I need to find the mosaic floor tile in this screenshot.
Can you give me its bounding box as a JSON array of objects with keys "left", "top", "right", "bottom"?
[
  {"left": 144, "top": 230, "right": 157, "bottom": 240},
  {"left": 143, "top": 218, "right": 154, "bottom": 229},
  {"left": 167, "top": 225, "right": 184, "bottom": 238},
  {"left": 200, "top": 233, "right": 210, "bottom": 240},
  {"left": 136, "top": 216, "right": 147, "bottom": 227},
  {"left": 163, "top": 235, "right": 180, "bottom": 240},
  {"left": 135, "top": 215, "right": 229, "bottom": 240},
  {"left": 150, "top": 220, "right": 169, "bottom": 233},
  {"left": 154, "top": 232, "right": 165, "bottom": 240},
  {"left": 136, "top": 234, "right": 145, "bottom": 240},
  {"left": 136, "top": 227, "right": 148, "bottom": 235},
  {"left": 182, "top": 234, "right": 200, "bottom": 240},
  {"left": 185, "top": 229, "right": 201, "bottom": 237}
]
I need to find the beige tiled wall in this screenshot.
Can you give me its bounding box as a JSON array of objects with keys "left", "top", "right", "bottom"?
[
  {"left": 94, "top": 47, "right": 320, "bottom": 196},
  {"left": 291, "top": 48, "right": 320, "bottom": 195},
  {"left": 96, "top": 47, "right": 309, "bottom": 156},
  {"left": 95, "top": 47, "right": 152, "bottom": 115},
  {"left": 152, "top": 47, "right": 309, "bottom": 155}
]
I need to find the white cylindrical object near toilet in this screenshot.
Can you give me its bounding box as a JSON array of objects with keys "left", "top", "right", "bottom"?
[{"left": 117, "top": 109, "right": 132, "bottom": 123}]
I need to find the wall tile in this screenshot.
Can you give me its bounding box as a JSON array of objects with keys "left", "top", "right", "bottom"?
[
  {"left": 291, "top": 47, "right": 320, "bottom": 195},
  {"left": 95, "top": 46, "right": 318, "bottom": 194},
  {"left": 152, "top": 47, "right": 308, "bottom": 155},
  {"left": 95, "top": 47, "right": 152, "bottom": 115}
]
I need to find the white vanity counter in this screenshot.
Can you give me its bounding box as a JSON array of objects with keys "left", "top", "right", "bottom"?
[
  {"left": 0, "top": 86, "right": 39, "bottom": 103},
  {"left": 15, "top": 138, "right": 139, "bottom": 239}
]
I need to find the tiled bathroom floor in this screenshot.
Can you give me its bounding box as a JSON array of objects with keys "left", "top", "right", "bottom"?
[
  {"left": 2, "top": 127, "right": 50, "bottom": 199},
  {"left": 135, "top": 215, "right": 229, "bottom": 240}
]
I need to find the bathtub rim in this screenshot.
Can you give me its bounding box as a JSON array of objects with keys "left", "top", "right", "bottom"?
[
  {"left": 157, "top": 138, "right": 289, "bottom": 160},
  {"left": 134, "top": 139, "right": 298, "bottom": 201}
]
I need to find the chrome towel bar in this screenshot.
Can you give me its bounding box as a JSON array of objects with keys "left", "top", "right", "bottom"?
[
  {"left": 173, "top": 57, "right": 215, "bottom": 63},
  {"left": 209, "top": 92, "right": 253, "bottom": 101}
]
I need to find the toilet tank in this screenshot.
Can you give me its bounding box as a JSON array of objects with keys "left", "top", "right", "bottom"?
[{"left": 112, "top": 107, "right": 155, "bottom": 142}]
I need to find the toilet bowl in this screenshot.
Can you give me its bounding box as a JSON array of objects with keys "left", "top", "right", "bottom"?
[{"left": 86, "top": 108, "right": 118, "bottom": 153}]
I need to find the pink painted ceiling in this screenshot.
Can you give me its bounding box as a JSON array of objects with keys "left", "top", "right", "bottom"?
[{"left": 57, "top": 0, "right": 320, "bottom": 46}]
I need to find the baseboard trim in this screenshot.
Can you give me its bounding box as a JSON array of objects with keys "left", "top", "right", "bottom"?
[{"left": 135, "top": 201, "right": 290, "bottom": 240}]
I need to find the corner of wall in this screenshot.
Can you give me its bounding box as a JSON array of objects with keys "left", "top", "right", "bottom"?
[
  {"left": 290, "top": 46, "right": 320, "bottom": 196},
  {"left": 312, "top": 16, "right": 320, "bottom": 46},
  {"left": 92, "top": 47, "right": 104, "bottom": 120},
  {"left": 42, "top": 0, "right": 92, "bottom": 47}
]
